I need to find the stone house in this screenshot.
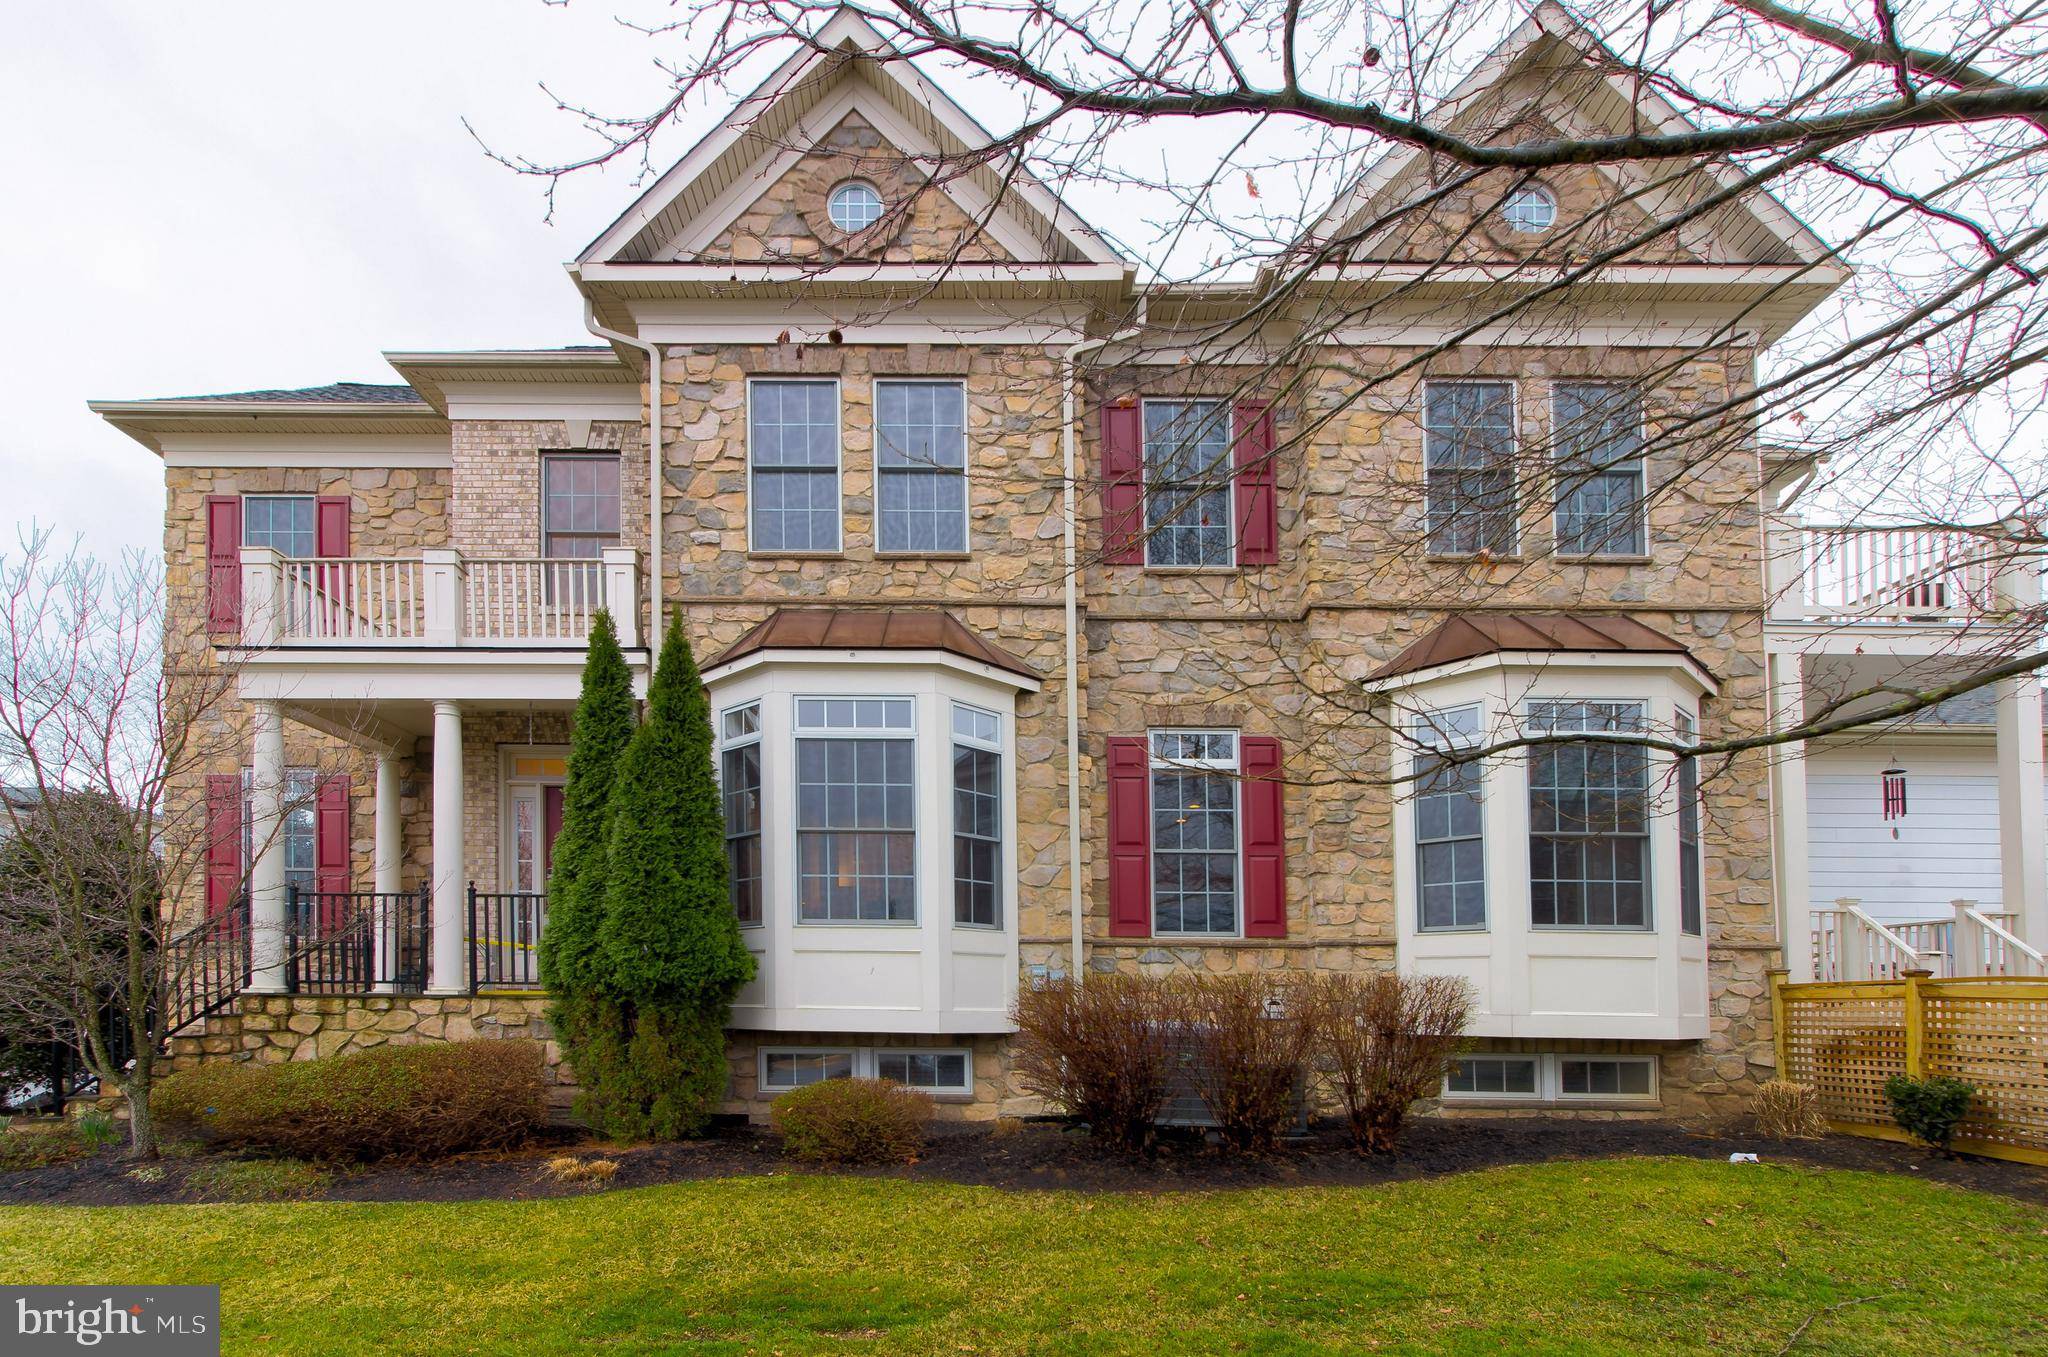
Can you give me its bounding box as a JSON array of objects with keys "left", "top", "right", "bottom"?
[{"left": 90, "top": 4, "right": 2045, "bottom": 1121}]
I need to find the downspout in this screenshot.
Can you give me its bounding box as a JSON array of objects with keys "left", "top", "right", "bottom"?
[
  {"left": 1059, "top": 301, "right": 1144, "bottom": 981},
  {"left": 582, "top": 294, "right": 664, "bottom": 663}
]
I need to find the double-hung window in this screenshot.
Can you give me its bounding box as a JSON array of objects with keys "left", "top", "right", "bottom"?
[
  {"left": 721, "top": 703, "right": 763, "bottom": 926},
  {"left": 952, "top": 704, "right": 1001, "bottom": 927},
  {"left": 750, "top": 380, "right": 841, "bottom": 552},
  {"left": 1676, "top": 709, "right": 1703, "bottom": 937},
  {"left": 242, "top": 767, "right": 316, "bottom": 896},
  {"left": 1413, "top": 706, "right": 1486, "bottom": 931},
  {"left": 1527, "top": 700, "right": 1650, "bottom": 929},
  {"left": 1553, "top": 383, "right": 1645, "bottom": 556},
  {"left": 541, "top": 452, "right": 621, "bottom": 601},
  {"left": 876, "top": 381, "right": 968, "bottom": 553},
  {"left": 1423, "top": 381, "right": 1517, "bottom": 555},
  {"left": 1149, "top": 730, "right": 1239, "bottom": 935},
  {"left": 242, "top": 495, "right": 317, "bottom": 558},
  {"left": 1142, "top": 400, "right": 1233, "bottom": 567},
  {"left": 795, "top": 698, "right": 915, "bottom": 922}
]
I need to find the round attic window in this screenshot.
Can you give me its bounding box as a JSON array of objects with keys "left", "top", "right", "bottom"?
[
  {"left": 827, "top": 181, "right": 884, "bottom": 233},
  {"left": 1501, "top": 184, "right": 1557, "bottom": 234}
]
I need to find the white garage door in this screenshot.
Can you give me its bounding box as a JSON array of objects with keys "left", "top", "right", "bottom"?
[{"left": 1808, "top": 744, "right": 2047, "bottom": 920}]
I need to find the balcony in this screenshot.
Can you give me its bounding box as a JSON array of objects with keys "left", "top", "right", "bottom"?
[
  {"left": 1768, "top": 524, "right": 2027, "bottom": 629},
  {"left": 237, "top": 546, "right": 643, "bottom": 650}
]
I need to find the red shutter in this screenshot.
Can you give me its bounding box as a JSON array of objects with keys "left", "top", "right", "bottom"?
[
  {"left": 1106, "top": 735, "right": 1152, "bottom": 937},
  {"left": 314, "top": 496, "right": 350, "bottom": 557},
  {"left": 1233, "top": 402, "right": 1278, "bottom": 566},
  {"left": 316, "top": 775, "right": 352, "bottom": 907},
  {"left": 203, "top": 496, "right": 242, "bottom": 634},
  {"left": 205, "top": 773, "right": 241, "bottom": 917},
  {"left": 1240, "top": 736, "right": 1286, "bottom": 937},
  {"left": 1099, "top": 401, "right": 1145, "bottom": 565}
]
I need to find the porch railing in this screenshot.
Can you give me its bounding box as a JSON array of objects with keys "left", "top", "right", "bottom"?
[
  {"left": 468, "top": 887, "right": 547, "bottom": 991},
  {"left": 285, "top": 886, "right": 431, "bottom": 994},
  {"left": 240, "top": 546, "right": 641, "bottom": 649},
  {"left": 1769, "top": 524, "right": 2015, "bottom": 623},
  {"left": 162, "top": 897, "right": 251, "bottom": 1038},
  {"left": 1810, "top": 898, "right": 2039, "bottom": 980}
]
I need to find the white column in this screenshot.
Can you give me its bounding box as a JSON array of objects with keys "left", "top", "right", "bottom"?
[
  {"left": 428, "top": 701, "right": 467, "bottom": 994},
  {"left": 247, "top": 700, "right": 289, "bottom": 993},
  {"left": 422, "top": 550, "right": 465, "bottom": 646},
  {"left": 1994, "top": 671, "right": 2046, "bottom": 948},
  {"left": 601, "top": 547, "right": 641, "bottom": 648},
  {"left": 238, "top": 546, "right": 284, "bottom": 646},
  {"left": 1768, "top": 650, "right": 1815, "bottom": 981},
  {"left": 373, "top": 752, "right": 402, "bottom": 988}
]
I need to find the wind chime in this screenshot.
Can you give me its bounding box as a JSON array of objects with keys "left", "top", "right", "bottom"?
[{"left": 1880, "top": 757, "right": 1909, "bottom": 839}]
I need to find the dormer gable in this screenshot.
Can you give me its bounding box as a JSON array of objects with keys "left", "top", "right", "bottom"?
[{"left": 577, "top": 7, "right": 1119, "bottom": 269}]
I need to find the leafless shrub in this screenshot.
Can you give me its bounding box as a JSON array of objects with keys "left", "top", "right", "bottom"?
[
  {"left": 771, "top": 1077, "right": 932, "bottom": 1165},
  {"left": 1179, "top": 973, "right": 1325, "bottom": 1154},
  {"left": 1310, "top": 972, "right": 1473, "bottom": 1155},
  {"left": 1011, "top": 973, "right": 1182, "bottom": 1154},
  {"left": 1751, "top": 1079, "right": 1827, "bottom": 1139}
]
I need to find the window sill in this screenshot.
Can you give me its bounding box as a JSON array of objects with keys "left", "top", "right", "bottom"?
[
  {"left": 1554, "top": 554, "right": 1654, "bottom": 565},
  {"left": 746, "top": 551, "right": 845, "bottom": 561},
  {"left": 1529, "top": 925, "right": 1657, "bottom": 935},
  {"left": 1425, "top": 553, "right": 1524, "bottom": 564},
  {"left": 1142, "top": 566, "right": 1243, "bottom": 575},
  {"left": 1417, "top": 925, "right": 1490, "bottom": 936},
  {"left": 794, "top": 919, "right": 920, "bottom": 928},
  {"left": 874, "top": 552, "right": 973, "bottom": 561}
]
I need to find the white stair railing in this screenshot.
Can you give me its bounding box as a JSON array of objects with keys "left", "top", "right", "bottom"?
[
  {"left": 1826, "top": 899, "right": 1934, "bottom": 980},
  {"left": 1953, "top": 899, "right": 2044, "bottom": 977}
]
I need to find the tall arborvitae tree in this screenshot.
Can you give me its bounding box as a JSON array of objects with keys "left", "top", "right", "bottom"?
[
  {"left": 538, "top": 609, "right": 634, "bottom": 995},
  {"left": 588, "top": 613, "right": 755, "bottom": 1138},
  {"left": 537, "top": 609, "right": 636, "bottom": 1128}
]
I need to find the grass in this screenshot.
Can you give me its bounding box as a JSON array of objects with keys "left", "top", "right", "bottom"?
[
  {"left": 0, "top": 1158, "right": 2042, "bottom": 1354},
  {"left": 181, "top": 1158, "right": 332, "bottom": 1203}
]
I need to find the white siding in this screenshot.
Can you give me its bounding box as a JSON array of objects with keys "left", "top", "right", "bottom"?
[{"left": 1808, "top": 743, "right": 2048, "bottom": 919}]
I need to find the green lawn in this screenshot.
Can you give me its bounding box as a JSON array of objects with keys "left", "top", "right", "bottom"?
[{"left": 1, "top": 1159, "right": 2043, "bottom": 1355}]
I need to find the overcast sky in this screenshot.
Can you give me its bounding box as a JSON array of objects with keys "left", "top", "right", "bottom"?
[{"left": 0, "top": 2, "right": 719, "bottom": 562}]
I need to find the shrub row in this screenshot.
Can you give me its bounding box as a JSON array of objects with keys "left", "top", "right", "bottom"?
[
  {"left": 1013, "top": 971, "right": 1473, "bottom": 1155},
  {"left": 153, "top": 1040, "right": 548, "bottom": 1162}
]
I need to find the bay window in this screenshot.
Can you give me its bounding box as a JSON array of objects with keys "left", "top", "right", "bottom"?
[
  {"left": 1150, "top": 729, "right": 1239, "bottom": 935},
  {"left": 722, "top": 703, "right": 763, "bottom": 926},
  {"left": 952, "top": 704, "right": 1001, "bottom": 927},
  {"left": 1527, "top": 700, "right": 1650, "bottom": 929},
  {"left": 795, "top": 697, "right": 917, "bottom": 923},
  {"left": 1677, "top": 709, "right": 1703, "bottom": 937},
  {"left": 1414, "top": 706, "right": 1486, "bottom": 931}
]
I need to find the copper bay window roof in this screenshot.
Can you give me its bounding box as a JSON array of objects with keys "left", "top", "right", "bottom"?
[
  {"left": 1366, "top": 612, "right": 1707, "bottom": 685},
  {"left": 705, "top": 608, "right": 1041, "bottom": 681}
]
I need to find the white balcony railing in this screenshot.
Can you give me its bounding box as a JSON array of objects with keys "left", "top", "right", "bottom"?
[
  {"left": 239, "top": 546, "right": 641, "bottom": 649},
  {"left": 1769, "top": 523, "right": 2021, "bottom": 623}
]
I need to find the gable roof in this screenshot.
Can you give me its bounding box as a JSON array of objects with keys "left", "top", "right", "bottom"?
[
  {"left": 149, "top": 382, "right": 428, "bottom": 407},
  {"left": 706, "top": 607, "right": 1040, "bottom": 682},
  {"left": 576, "top": 7, "right": 1120, "bottom": 269},
  {"left": 1301, "top": 2, "right": 1842, "bottom": 281},
  {"left": 1367, "top": 612, "right": 1710, "bottom": 686}
]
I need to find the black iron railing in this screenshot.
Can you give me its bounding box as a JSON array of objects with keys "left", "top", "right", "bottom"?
[
  {"left": 286, "top": 886, "right": 430, "bottom": 994},
  {"left": 468, "top": 887, "right": 547, "bottom": 991},
  {"left": 161, "top": 897, "right": 251, "bottom": 1037}
]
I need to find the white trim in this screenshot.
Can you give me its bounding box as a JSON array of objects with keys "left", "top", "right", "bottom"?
[
  {"left": 160, "top": 435, "right": 451, "bottom": 468},
  {"left": 437, "top": 381, "right": 643, "bottom": 423},
  {"left": 746, "top": 376, "right": 844, "bottom": 556},
  {"left": 1139, "top": 398, "right": 1236, "bottom": 569},
  {"left": 702, "top": 646, "right": 1041, "bottom": 694},
  {"left": 1146, "top": 727, "right": 1245, "bottom": 940},
  {"left": 1441, "top": 1053, "right": 1543, "bottom": 1100},
  {"left": 581, "top": 261, "right": 1129, "bottom": 285},
  {"left": 1361, "top": 648, "right": 1719, "bottom": 699}
]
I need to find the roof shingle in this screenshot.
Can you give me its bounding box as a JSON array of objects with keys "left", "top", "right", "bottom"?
[
  {"left": 157, "top": 382, "right": 428, "bottom": 406},
  {"left": 1368, "top": 612, "right": 1703, "bottom": 683},
  {"left": 707, "top": 608, "right": 1039, "bottom": 680}
]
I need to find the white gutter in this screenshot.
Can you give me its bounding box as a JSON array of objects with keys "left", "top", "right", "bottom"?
[
  {"left": 582, "top": 297, "right": 664, "bottom": 662},
  {"left": 1059, "top": 305, "right": 1144, "bottom": 981}
]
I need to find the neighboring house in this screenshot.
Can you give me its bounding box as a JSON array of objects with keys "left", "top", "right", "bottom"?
[{"left": 86, "top": 5, "right": 2036, "bottom": 1120}]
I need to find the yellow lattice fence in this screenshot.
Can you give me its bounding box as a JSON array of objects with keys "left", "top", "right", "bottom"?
[{"left": 1771, "top": 970, "right": 2048, "bottom": 1166}]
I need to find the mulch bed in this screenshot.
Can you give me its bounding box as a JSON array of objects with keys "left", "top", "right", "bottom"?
[{"left": 4, "top": 1117, "right": 2044, "bottom": 1207}]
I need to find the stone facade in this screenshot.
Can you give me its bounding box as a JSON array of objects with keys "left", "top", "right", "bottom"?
[{"left": 147, "top": 76, "right": 1800, "bottom": 1126}]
